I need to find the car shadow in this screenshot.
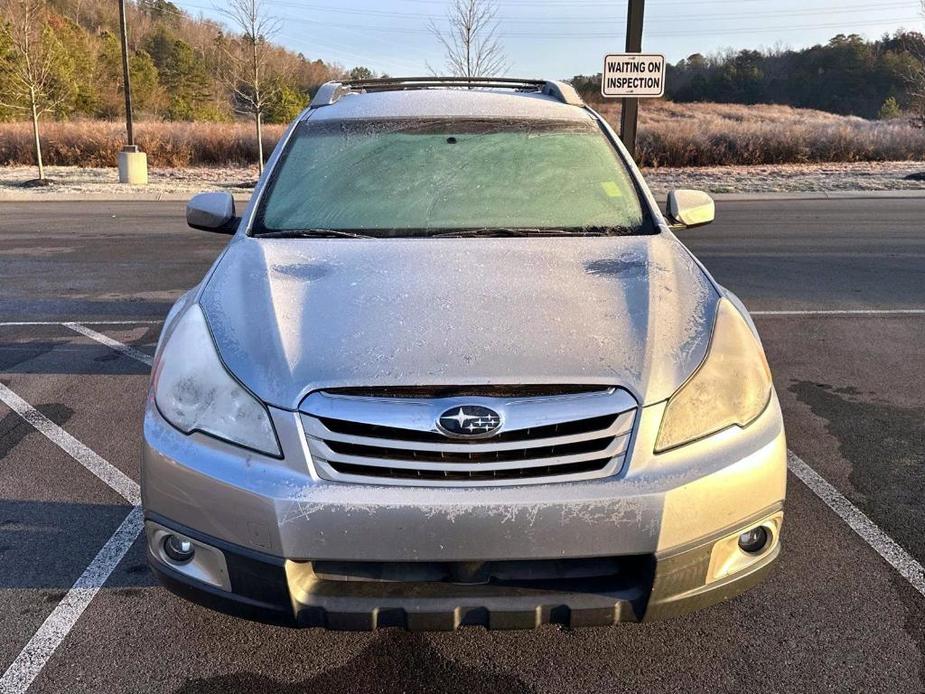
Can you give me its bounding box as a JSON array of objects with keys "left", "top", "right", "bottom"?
[
  {"left": 0, "top": 325, "right": 159, "bottom": 375},
  {"left": 172, "top": 631, "right": 534, "bottom": 694},
  {"left": 0, "top": 499, "right": 154, "bottom": 590}
]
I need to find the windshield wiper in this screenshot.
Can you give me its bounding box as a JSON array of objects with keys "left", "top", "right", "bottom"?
[
  {"left": 429, "top": 227, "right": 627, "bottom": 238},
  {"left": 258, "top": 229, "right": 374, "bottom": 239},
  {"left": 258, "top": 226, "right": 638, "bottom": 239}
]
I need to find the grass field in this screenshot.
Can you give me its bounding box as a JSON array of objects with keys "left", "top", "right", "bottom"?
[
  {"left": 618, "top": 101, "right": 925, "bottom": 167},
  {"left": 0, "top": 121, "right": 287, "bottom": 168},
  {"left": 1, "top": 101, "right": 923, "bottom": 169}
]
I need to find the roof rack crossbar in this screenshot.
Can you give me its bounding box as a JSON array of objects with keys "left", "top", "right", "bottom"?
[
  {"left": 352, "top": 81, "right": 540, "bottom": 90},
  {"left": 347, "top": 76, "right": 547, "bottom": 86},
  {"left": 309, "top": 77, "right": 584, "bottom": 109}
]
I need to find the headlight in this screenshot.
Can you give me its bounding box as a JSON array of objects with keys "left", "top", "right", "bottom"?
[
  {"left": 655, "top": 299, "right": 772, "bottom": 453},
  {"left": 153, "top": 304, "right": 281, "bottom": 457}
]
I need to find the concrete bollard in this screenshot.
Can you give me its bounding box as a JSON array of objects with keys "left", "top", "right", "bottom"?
[{"left": 118, "top": 145, "right": 148, "bottom": 185}]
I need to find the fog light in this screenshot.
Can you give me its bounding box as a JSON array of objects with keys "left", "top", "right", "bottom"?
[
  {"left": 737, "top": 526, "right": 769, "bottom": 554},
  {"left": 163, "top": 534, "right": 195, "bottom": 563}
]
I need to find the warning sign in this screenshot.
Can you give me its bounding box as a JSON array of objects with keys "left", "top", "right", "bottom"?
[{"left": 601, "top": 53, "right": 666, "bottom": 98}]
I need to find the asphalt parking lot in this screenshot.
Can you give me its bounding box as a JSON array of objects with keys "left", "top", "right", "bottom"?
[{"left": 1, "top": 197, "right": 924, "bottom": 693}]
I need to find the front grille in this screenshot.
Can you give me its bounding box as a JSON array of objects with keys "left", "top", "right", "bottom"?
[
  {"left": 318, "top": 412, "right": 619, "bottom": 445},
  {"left": 300, "top": 387, "right": 637, "bottom": 487},
  {"left": 326, "top": 458, "right": 613, "bottom": 482},
  {"left": 324, "top": 435, "right": 615, "bottom": 463}
]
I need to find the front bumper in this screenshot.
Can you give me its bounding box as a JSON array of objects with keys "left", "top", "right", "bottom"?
[
  {"left": 142, "top": 393, "right": 787, "bottom": 628},
  {"left": 147, "top": 507, "right": 781, "bottom": 629}
]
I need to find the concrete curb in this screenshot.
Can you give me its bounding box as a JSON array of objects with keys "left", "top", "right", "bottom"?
[{"left": 2, "top": 189, "right": 924, "bottom": 203}]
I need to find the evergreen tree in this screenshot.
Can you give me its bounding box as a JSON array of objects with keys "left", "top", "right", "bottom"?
[{"left": 145, "top": 26, "right": 214, "bottom": 120}]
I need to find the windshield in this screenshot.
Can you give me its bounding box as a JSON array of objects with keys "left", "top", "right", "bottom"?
[{"left": 252, "top": 117, "right": 650, "bottom": 237}]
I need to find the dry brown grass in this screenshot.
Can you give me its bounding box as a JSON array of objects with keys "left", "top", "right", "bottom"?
[
  {"left": 1, "top": 101, "right": 924, "bottom": 168},
  {"left": 619, "top": 101, "right": 925, "bottom": 167},
  {"left": 0, "top": 121, "right": 288, "bottom": 168}
]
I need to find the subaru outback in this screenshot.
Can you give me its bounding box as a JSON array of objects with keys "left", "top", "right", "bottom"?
[{"left": 142, "top": 77, "right": 786, "bottom": 630}]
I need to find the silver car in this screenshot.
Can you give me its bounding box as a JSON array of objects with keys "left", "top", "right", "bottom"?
[{"left": 143, "top": 77, "right": 786, "bottom": 630}]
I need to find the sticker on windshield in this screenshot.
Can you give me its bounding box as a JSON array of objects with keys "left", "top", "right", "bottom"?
[{"left": 600, "top": 181, "right": 623, "bottom": 198}]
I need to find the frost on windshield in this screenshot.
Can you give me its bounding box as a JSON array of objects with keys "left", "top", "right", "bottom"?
[{"left": 254, "top": 118, "right": 646, "bottom": 235}]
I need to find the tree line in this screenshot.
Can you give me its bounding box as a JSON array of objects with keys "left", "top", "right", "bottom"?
[
  {"left": 573, "top": 32, "right": 925, "bottom": 122},
  {"left": 0, "top": 0, "right": 350, "bottom": 125},
  {"left": 0, "top": 0, "right": 503, "bottom": 180}
]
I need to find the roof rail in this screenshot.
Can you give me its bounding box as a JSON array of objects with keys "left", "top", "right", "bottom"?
[{"left": 308, "top": 77, "right": 585, "bottom": 109}]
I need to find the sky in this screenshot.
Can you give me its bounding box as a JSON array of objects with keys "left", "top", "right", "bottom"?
[{"left": 171, "top": 0, "right": 924, "bottom": 79}]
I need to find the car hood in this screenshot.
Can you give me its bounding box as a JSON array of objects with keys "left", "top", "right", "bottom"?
[{"left": 199, "top": 234, "right": 719, "bottom": 410}]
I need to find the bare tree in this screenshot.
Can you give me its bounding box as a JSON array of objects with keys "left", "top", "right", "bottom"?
[
  {"left": 216, "top": 0, "right": 281, "bottom": 174},
  {"left": 906, "top": 58, "right": 925, "bottom": 127},
  {"left": 69, "top": 0, "right": 85, "bottom": 27},
  {"left": 913, "top": 2, "right": 925, "bottom": 127},
  {"left": 0, "top": 0, "right": 67, "bottom": 181},
  {"left": 428, "top": 0, "right": 508, "bottom": 79}
]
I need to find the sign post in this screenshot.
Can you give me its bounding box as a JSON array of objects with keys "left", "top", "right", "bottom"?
[
  {"left": 600, "top": 0, "right": 663, "bottom": 160},
  {"left": 620, "top": 0, "right": 644, "bottom": 159}
]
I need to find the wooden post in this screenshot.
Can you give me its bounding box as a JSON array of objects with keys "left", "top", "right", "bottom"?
[
  {"left": 619, "top": 0, "right": 645, "bottom": 159},
  {"left": 118, "top": 0, "right": 135, "bottom": 149}
]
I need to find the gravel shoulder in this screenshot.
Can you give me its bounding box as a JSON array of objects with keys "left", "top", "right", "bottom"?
[{"left": 2, "top": 161, "right": 925, "bottom": 200}]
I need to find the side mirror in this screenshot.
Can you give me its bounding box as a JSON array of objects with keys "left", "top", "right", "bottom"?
[
  {"left": 186, "top": 192, "right": 239, "bottom": 234},
  {"left": 666, "top": 189, "right": 715, "bottom": 230}
]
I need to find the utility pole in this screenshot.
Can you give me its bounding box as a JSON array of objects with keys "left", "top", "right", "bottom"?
[
  {"left": 619, "top": 0, "right": 645, "bottom": 159},
  {"left": 118, "top": 0, "right": 134, "bottom": 148},
  {"left": 117, "top": 0, "right": 148, "bottom": 185}
]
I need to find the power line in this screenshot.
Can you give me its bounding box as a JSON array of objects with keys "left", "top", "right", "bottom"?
[
  {"left": 262, "top": 0, "right": 914, "bottom": 24},
  {"left": 173, "top": 0, "right": 919, "bottom": 27},
  {"left": 163, "top": 0, "right": 921, "bottom": 78},
  {"left": 281, "top": 31, "right": 428, "bottom": 70},
  {"left": 322, "top": 0, "right": 781, "bottom": 5},
  {"left": 173, "top": 4, "right": 922, "bottom": 40}
]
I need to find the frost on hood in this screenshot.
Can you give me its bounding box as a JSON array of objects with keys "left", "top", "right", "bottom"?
[{"left": 200, "top": 233, "right": 718, "bottom": 410}]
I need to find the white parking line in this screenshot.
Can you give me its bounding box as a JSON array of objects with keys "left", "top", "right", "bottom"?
[
  {"left": 788, "top": 451, "right": 925, "bottom": 597},
  {"left": 0, "top": 320, "right": 161, "bottom": 327},
  {"left": 0, "top": 507, "right": 143, "bottom": 694},
  {"left": 0, "top": 338, "right": 149, "bottom": 692},
  {"left": 752, "top": 309, "right": 925, "bottom": 316},
  {"left": 63, "top": 323, "right": 154, "bottom": 367},
  {"left": 0, "top": 382, "right": 140, "bottom": 505}
]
